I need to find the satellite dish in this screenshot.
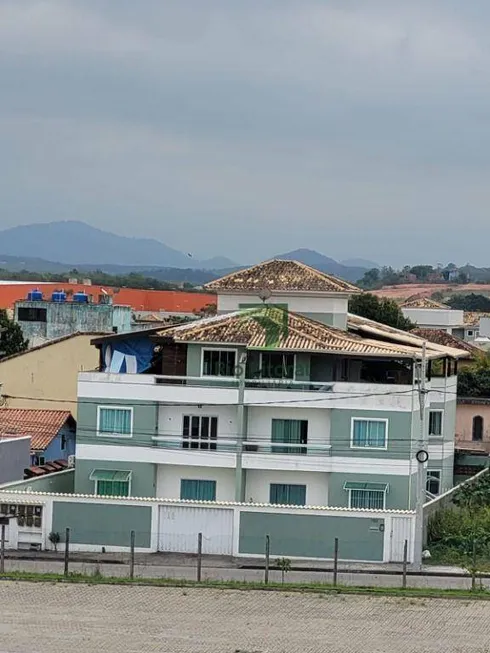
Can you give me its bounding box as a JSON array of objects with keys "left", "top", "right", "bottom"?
[{"left": 258, "top": 288, "right": 272, "bottom": 303}]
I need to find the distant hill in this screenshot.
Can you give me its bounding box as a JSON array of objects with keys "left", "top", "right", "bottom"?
[
  {"left": 340, "top": 258, "right": 380, "bottom": 270},
  {"left": 275, "top": 248, "right": 367, "bottom": 282},
  {"left": 0, "top": 220, "right": 237, "bottom": 270}
]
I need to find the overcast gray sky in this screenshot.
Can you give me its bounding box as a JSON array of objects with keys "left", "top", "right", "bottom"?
[{"left": 1, "top": 0, "right": 489, "bottom": 266}]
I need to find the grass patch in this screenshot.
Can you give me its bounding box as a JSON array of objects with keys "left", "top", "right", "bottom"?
[{"left": 0, "top": 570, "right": 488, "bottom": 601}]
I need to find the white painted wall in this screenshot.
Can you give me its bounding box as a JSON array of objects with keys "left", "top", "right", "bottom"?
[
  {"left": 217, "top": 293, "right": 349, "bottom": 316},
  {"left": 247, "top": 406, "right": 330, "bottom": 446},
  {"left": 245, "top": 469, "right": 329, "bottom": 506},
  {"left": 158, "top": 404, "right": 238, "bottom": 440},
  {"left": 156, "top": 464, "right": 236, "bottom": 501},
  {"left": 401, "top": 307, "right": 464, "bottom": 327}
]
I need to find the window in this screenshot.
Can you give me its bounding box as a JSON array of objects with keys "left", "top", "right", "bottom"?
[
  {"left": 180, "top": 479, "right": 216, "bottom": 501},
  {"left": 271, "top": 419, "right": 308, "bottom": 454},
  {"left": 61, "top": 433, "right": 67, "bottom": 451},
  {"left": 260, "top": 352, "right": 295, "bottom": 379},
  {"left": 428, "top": 411, "right": 443, "bottom": 436},
  {"left": 97, "top": 406, "right": 133, "bottom": 437},
  {"left": 182, "top": 415, "right": 218, "bottom": 450},
  {"left": 426, "top": 470, "right": 441, "bottom": 496},
  {"left": 17, "top": 307, "right": 47, "bottom": 322},
  {"left": 467, "top": 330, "right": 474, "bottom": 337},
  {"left": 202, "top": 349, "right": 236, "bottom": 377},
  {"left": 269, "top": 483, "right": 306, "bottom": 506},
  {"left": 90, "top": 470, "right": 131, "bottom": 497},
  {"left": 344, "top": 482, "right": 387, "bottom": 509},
  {"left": 33, "top": 455, "right": 45, "bottom": 466},
  {"left": 473, "top": 415, "right": 484, "bottom": 442},
  {"left": 351, "top": 419, "right": 387, "bottom": 449}
]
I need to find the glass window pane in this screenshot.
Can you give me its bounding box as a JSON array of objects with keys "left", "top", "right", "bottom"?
[
  {"left": 270, "top": 483, "right": 306, "bottom": 506},
  {"left": 99, "top": 408, "right": 131, "bottom": 436},
  {"left": 353, "top": 420, "right": 386, "bottom": 448},
  {"left": 180, "top": 479, "right": 216, "bottom": 501}
]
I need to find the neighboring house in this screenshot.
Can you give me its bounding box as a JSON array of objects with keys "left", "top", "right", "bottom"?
[
  {"left": 410, "top": 328, "right": 481, "bottom": 368},
  {"left": 0, "top": 333, "right": 100, "bottom": 417},
  {"left": 0, "top": 437, "right": 30, "bottom": 485},
  {"left": 455, "top": 397, "right": 490, "bottom": 453},
  {"left": 76, "top": 259, "right": 468, "bottom": 508},
  {"left": 14, "top": 290, "right": 132, "bottom": 348},
  {"left": 401, "top": 296, "right": 469, "bottom": 339},
  {"left": 0, "top": 409, "right": 76, "bottom": 465}
]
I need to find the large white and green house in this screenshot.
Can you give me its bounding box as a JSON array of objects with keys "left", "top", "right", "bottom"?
[{"left": 75, "top": 259, "right": 467, "bottom": 514}]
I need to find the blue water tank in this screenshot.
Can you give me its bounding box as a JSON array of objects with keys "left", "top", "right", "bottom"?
[
  {"left": 27, "top": 289, "right": 43, "bottom": 301},
  {"left": 51, "top": 291, "right": 67, "bottom": 303},
  {"left": 73, "top": 292, "right": 89, "bottom": 304}
]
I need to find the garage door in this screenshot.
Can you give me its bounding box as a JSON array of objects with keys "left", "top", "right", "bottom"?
[{"left": 158, "top": 506, "right": 234, "bottom": 555}]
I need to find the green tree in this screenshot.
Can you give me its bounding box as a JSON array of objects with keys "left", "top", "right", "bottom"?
[
  {"left": 357, "top": 268, "right": 381, "bottom": 289},
  {"left": 0, "top": 310, "right": 28, "bottom": 359},
  {"left": 409, "top": 265, "right": 434, "bottom": 281},
  {"left": 447, "top": 293, "right": 490, "bottom": 312},
  {"left": 349, "top": 294, "right": 415, "bottom": 331}
]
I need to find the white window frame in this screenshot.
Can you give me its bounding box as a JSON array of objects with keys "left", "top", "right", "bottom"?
[
  {"left": 348, "top": 488, "right": 386, "bottom": 510},
  {"left": 91, "top": 469, "right": 132, "bottom": 497},
  {"left": 259, "top": 351, "right": 296, "bottom": 380},
  {"left": 350, "top": 417, "right": 388, "bottom": 450},
  {"left": 201, "top": 347, "right": 238, "bottom": 378},
  {"left": 426, "top": 470, "right": 441, "bottom": 496},
  {"left": 96, "top": 406, "right": 134, "bottom": 439},
  {"left": 428, "top": 409, "right": 444, "bottom": 437},
  {"left": 182, "top": 414, "right": 219, "bottom": 449}
]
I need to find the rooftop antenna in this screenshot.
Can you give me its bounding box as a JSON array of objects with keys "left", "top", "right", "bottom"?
[{"left": 258, "top": 288, "right": 271, "bottom": 304}]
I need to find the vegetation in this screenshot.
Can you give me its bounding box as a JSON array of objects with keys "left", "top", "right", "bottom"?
[
  {"left": 0, "top": 268, "right": 207, "bottom": 292},
  {"left": 0, "top": 309, "right": 28, "bottom": 359},
  {"left": 275, "top": 557, "right": 292, "bottom": 584},
  {"left": 457, "top": 354, "right": 490, "bottom": 397},
  {"left": 0, "top": 569, "right": 489, "bottom": 599},
  {"left": 349, "top": 294, "right": 415, "bottom": 331},
  {"left": 357, "top": 264, "right": 469, "bottom": 290},
  {"left": 447, "top": 293, "right": 490, "bottom": 312},
  {"left": 48, "top": 532, "right": 61, "bottom": 553},
  {"left": 428, "top": 472, "right": 490, "bottom": 578}
]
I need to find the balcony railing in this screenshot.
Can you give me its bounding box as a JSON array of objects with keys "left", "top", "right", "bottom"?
[
  {"left": 154, "top": 374, "right": 334, "bottom": 392},
  {"left": 151, "top": 436, "right": 331, "bottom": 456}
]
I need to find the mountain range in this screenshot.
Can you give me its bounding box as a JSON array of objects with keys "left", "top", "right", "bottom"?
[{"left": 0, "top": 220, "right": 377, "bottom": 283}]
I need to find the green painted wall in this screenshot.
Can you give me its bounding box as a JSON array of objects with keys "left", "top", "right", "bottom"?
[
  {"left": 329, "top": 472, "right": 411, "bottom": 510},
  {"left": 77, "top": 397, "right": 158, "bottom": 447},
  {"left": 52, "top": 501, "right": 152, "bottom": 547},
  {"left": 239, "top": 511, "right": 384, "bottom": 561},
  {"left": 0, "top": 470, "right": 75, "bottom": 493},
  {"left": 330, "top": 409, "right": 413, "bottom": 459},
  {"left": 74, "top": 459, "right": 157, "bottom": 498}
]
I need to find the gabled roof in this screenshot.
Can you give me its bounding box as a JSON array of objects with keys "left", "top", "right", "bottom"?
[
  {"left": 204, "top": 259, "right": 360, "bottom": 294},
  {"left": 154, "top": 306, "right": 456, "bottom": 359},
  {"left": 0, "top": 409, "right": 74, "bottom": 452},
  {"left": 464, "top": 312, "right": 490, "bottom": 327},
  {"left": 401, "top": 296, "right": 448, "bottom": 309},
  {"left": 411, "top": 328, "right": 481, "bottom": 357}
]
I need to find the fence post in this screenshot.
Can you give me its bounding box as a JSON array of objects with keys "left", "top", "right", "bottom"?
[
  {"left": 64, "top": 528, "right": 70, "bottom": 578},
  {"left": 129, "top": 530, "right": 135, "bottom": 580},
  {"left": 333, "top": 537, "right": 339, "bottom": 587},
  {"left": 264, "top": 535, "right": 270, "bottom": 585},
  {"left": 402, "top": 539, "right": 408, "bottom": 589},
  {"left": 472, "top": 538, "right": 477, "bottom": 591},
  {"left": 197, "top": 532, "right": 203, "bottom": 583},
  {"left": 0, "top": 523, "right": 5, "bottom": 574}
]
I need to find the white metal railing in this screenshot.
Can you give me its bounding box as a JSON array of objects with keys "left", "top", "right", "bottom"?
[
  {"left": 151, "top": 435, "right": 331, "bottom": 456},
  {"left": 153, "top": 374, "right": 334, "bottom": 392}
]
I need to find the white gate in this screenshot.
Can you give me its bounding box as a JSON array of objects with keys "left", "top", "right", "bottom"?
[
  {"left": 158, "top": 506, "right": 234, "bottom": 555},
  {"left": 389, "top": 515, "right": 414, "bottom": 562}
]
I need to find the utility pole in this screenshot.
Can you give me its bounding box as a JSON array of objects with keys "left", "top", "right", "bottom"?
[
  {"left": 235, "top": 352, "right": 247, "bottom": 503},
  {"left": 413, "top": 343, "right": 428, "bottom": 571}
]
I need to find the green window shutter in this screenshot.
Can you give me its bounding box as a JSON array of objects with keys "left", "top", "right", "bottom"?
[
  {"left": 99, "top": 408, "right": 132, "bottom": 436},
  {"left": 270, "top": 483, "right": 306, "bottom": 506},
  {"left": 180, "top": 479, "right": 217, "bottom": 501},
  {"left": 90, "top": 469, "right": 131, "bottom": 497},
  {"left": 271, "top": 419, "right": 307, "bottom": 454}
]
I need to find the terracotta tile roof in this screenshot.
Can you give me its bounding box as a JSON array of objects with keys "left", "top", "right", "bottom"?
[
  {"left": 410, "top": 328, "right": 481, "bottom": 356},
  {"left": 347, "top": 314, "right": 470, "bottom": 359},
  {"left": 205, "top": 259, "right": 360, "bottom": 294},
  {"left": 155, "top": 306, "right": 451, "bottom": 359},
  {"left": 0, "top": 409, "right": 74, "bottom": 452},
  {"left": 464, "top": 312, "right": 490, "bottom": 326},
  {"left": 401, "top": 295, "right": 448, "bottom": 309}
]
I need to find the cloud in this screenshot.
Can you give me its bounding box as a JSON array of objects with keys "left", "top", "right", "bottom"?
[{"left": 1, "top": 0, "right": 490, "bottom": 265}]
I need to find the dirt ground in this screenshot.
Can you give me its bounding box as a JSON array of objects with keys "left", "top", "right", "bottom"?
[
  {"left": 374, "top": 282, "right": 490, "bottom": 300},
  {"left": 0, "top": 582, "right": 489, "bottom": 652}
]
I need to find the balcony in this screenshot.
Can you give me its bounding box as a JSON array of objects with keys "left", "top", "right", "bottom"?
[
  {"left": 78, "top": 372, "right": 415, "bottom": 411},
  {"left": 151, "top": 435, "right": 332, "bottom": 472}
]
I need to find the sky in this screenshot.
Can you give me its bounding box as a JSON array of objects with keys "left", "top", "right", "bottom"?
[{"left": 1, "top": 0, "right": 490, "bottom": 267}]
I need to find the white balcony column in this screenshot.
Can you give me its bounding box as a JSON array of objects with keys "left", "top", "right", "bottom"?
[{"left": 235, "top": 352, "right": 247, "bottom": 502}]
